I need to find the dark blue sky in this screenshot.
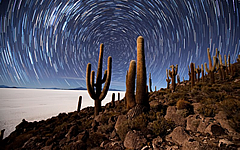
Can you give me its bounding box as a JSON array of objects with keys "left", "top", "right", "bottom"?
[{"left": 0, "top": 0, "right": 239, "bottom": 90}]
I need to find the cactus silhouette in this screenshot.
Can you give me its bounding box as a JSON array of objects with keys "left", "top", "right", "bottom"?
[
  {"left": 205, "top": 56, "right": 217, "bottom": 84},
  {"left": 166, "top": 69, "right": 171, "bottom": 89},
  {"left": 201, "top": 64, "right": 204, "bottom": 82},
  {"left": 126, "top": 60, "right": 136, "bottom": 110},
  {"left": 190, "top": 63, "right": 195, "bottom": 88},
  {"left": 77, "top": 96, "right": 82, "bottom": 112},
  {"left": 86, "top": 44, "right": 112, "bottom": 116},
  {"left": 219, "top": 54, "right": 226, "bottom": 80},
  {"left": 177, "top": 74, "right": 180, "bottom": 84},
  {"left": 196, "top": 65, "right": 201, "bottom": 82},
  {"left": 136, "top": 36, "right": 147, "bottom": 106},
  {"left": 111, "top": 93, "right": 115, "bottom": 108},
  {"left": 188, "top": 65, "right": 191, "bottom": 81},
  {"left": 168, "top": 65, "right": 178, "bottom": 92},
  {"left": 205, "top": 48, "right": 218, "bottom": 84},
  {"left": 149, "top": 73, "right": 152, "bottom": 92}
]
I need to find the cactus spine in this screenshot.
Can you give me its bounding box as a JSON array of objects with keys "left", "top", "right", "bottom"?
[
  {"left": 169, "top": 65, "right": 178, "bottom": 92},
  {"left": 126, "top": 60, "right": 136, "bottom": 110},
  {"left": 86, "top": 44, "right": 112, "bottom": 116},
  {"left": 166, "top": 69, "right": 171, "bottom": 89},
  {"left": 149, "top": 73, "right": 152, "bottom": 92},
  {"left": 136, "top": 36, "right": 147, "bottom": 106}
]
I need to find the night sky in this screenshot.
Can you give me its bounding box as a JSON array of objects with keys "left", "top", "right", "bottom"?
[{"left": 0, "top": 0, "right": 239, "bottom": 90}]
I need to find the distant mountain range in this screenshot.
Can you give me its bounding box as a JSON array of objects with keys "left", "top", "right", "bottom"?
[{"left": 0, "top": 85, "right": 122, "bottom": 91}]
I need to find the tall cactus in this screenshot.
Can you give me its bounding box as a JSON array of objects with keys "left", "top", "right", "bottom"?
[
  {"left": 196, "top": 65, "right": 201, "bottom": 82},
  {"left": 219, "top": 54, "right": 226, "bottom": 80},
  {"left": 205, "top": 48, "right": 218, "bottom": 84},
  {"left": 136, "top": 36, "right": 147, "bottom": 106},
  {"left": 190, "top": 63, "right": 195, "bottom": 88},
  {"left": 126, "top": 60, "right": 136, "bottom": 110},
  {"left": 205, "top": 56, "right": 217, "bottom": 84},
  {"left": 86, "top": 44, "right": 112, "bottom": 116},
  {"left": 201, "top": 64, "right": 204, "bottom": 82},
  {"left": 149, "top": 73, "right": 152, "bottom": 92},
  {"left": 168, "top": 65, "right": 178, "bottom": 92},
  {"left": 166, "top": 69, "right": 171, "bottom": 89}
]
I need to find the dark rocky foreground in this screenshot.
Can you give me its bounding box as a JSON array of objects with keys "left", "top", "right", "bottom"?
[{"left": 1, "top": 62, "right": 240, "bottom": 150}]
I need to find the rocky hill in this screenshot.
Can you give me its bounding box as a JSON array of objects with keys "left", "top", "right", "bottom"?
[{"left": 1, "top": 62, "right": 240, "bottom": 150}]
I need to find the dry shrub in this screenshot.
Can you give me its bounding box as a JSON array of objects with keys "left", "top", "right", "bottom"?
[{"left": 176, "top": 99, "right": 191, "bottom": 110}]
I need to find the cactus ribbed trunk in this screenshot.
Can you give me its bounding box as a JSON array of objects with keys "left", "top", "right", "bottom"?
[
  {"left": 190, "top": 63, "right": 195, "bottom": 88},
  {"left": 126, "top": 60, "right": 136, "bottom": 110},
  {"left": 94, "top": 99, "right": 101, "bottom": 115},
  {"left": 112, "top": 93, "right": 115, "bottom": 108},
  {"left": 169, "top": 65, "right": 178, "bottom": 92},
  {"left": 207, "top": 48, "right": 212, "bottom": 70},
  {"left": 77, "top": 96, "right": 82, "bottom": 112},
  {"left": 136, "top": 36, "right": 147, "bottom": 105},
  {"left": 149, "top": 73, "right": 152, "bottom": 92},
  {"left": 201, "top": 64, "right": 204, "bottom": 82}
]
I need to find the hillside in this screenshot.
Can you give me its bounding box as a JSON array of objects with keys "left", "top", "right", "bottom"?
[{"left": 1, "top": 61, "right": 240, "bottom": 150}]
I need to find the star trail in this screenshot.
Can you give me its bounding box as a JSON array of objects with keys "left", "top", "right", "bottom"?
[{"left": 0, "top": 0, "right": 239, "bottom": 90}]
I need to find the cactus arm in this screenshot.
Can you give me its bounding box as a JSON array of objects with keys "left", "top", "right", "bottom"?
[
  {"left": 215, "top": 48, "right": 219, "bottom": 57},
  {"left": 212, "top": 56, "right": 218, "bottom": 71},
  {"left": 224, "top": 55, "right": 227, "bottom": 66},
  {"left": 96, "top": 44, "right": 104, "bottom": 96},
  {"left": 126, "top": 60, "right": 136, "bottom": 109},
  {"left": 207, "top": 48, "right": 212, "bottom": 69},
  {"left": 101, "top": 70, "right": 107, "bottom": 84},
  {"left": 219, "top": 54, "right": 223, "bottom": 66},
  {"left": 86, "top": 63, "right": 96, "bottom": 99},
  {"left": 169, "top": 70, "right": 173, "bottom": 78},
  {"left": 205, "top": 62, "right": 210, "bottom": 73},
  {"left": 99, "top": 56, "right": 112, "bottom": 101},
  {"left": 90, "top": 70, "right": 95, "bottom": 91},
  {"left": 228, "top": 55, "right": 230, "bottom": 67},
  {"left": 175, "top": 65, "right": 178, "bottom": 75},
  {"left": 166, "top": 69, "right": 169, "bottom": 78}
]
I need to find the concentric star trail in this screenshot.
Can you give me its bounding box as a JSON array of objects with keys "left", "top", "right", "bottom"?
[{"left": 0, "top": 0, "right": 239, "bottom": 90}]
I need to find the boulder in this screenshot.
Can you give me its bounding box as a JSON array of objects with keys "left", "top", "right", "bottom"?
[
  {"left": 192, "top": 103, "right": 202, "bottom": 114},
  {"left": 165, "top": 106, "right": 186, "bottom": 127},
  {"left": 101, "top": 141, "right": 124, "bottom": 150},
  {"left": 218, "top": 139, "right": 234, "bottom": 148},
  {"left": 182, "top": 139, "right": 202, "bottom": 150},
  {"left": 115, "top": 115, "right": 128, "bottom": 132},
  {"left": 215, "top": 111, "right": 240, "bottom": 138},
  {"left": 22, "top": 136, "right": 37, "bottom": 149},
  {"left": 186, "top": 115, "right": 201, "bottom": 132},
  {"left": 166, "top": 126, "right": 189, "bottom": 146},
  {"left": 77, "top": 130, "right": 89, "bottom": 142},
  {"left": 65, "top": 125, "right": 78, "bottom": 141},
  {"left": 205, "top": 123, "right": 226, "bottom": 136},
  {"left": 197, "top": 117, "right": 212, "bottom": 133},
  {"left": 124, "top": 130, "right": 147, "bottom": 149}
]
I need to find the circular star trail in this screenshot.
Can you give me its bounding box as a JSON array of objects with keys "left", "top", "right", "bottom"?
[{"left": 0, "top": 0, "right": 239, "bottom": 90}]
